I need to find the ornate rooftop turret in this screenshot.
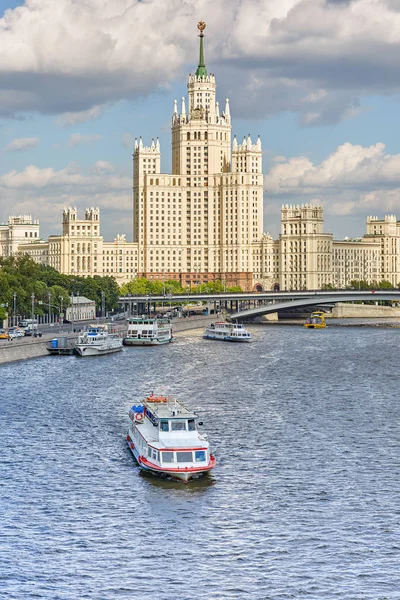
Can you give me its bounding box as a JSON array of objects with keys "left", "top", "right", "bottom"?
[{"left": 196, "top": 21, "right": 207, "bottom": 78}]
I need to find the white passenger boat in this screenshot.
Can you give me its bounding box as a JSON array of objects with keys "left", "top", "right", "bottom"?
[
  {"left": 126, "top": 394, "right": 216, "bottom": 482},
  {"left": 203, "top": 321, "right": 252, "bottom": 342},
  {"left": 123, "top": 316, "right": 173, "bottom": 346},
  {"left": 75, "top": 325, "right": 123, "bottom": 356}
]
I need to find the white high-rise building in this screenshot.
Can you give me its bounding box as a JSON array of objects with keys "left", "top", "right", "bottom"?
[{"left": 133, "top": 22, "right": 263, "bottom": 290}]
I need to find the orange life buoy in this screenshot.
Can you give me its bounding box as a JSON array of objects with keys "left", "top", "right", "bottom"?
[
  {"left": 135, "top": 412, "right": 144, "bottom": 422},
  {"left": 147, "top": 395, "right": 167, "bottom": 403}
]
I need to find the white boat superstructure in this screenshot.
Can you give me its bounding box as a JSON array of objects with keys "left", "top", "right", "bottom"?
[
  {"left": 75, "top": 325, "right": 123, "bottom": 356},
  {"left": 126, "top": 394, "right": 216, "bottom": 482},
  {"left": 203, "top": 321, "right": 251, "bottom": 342},
  {"left": 123, "top": 317, "right": 173, "bottom": 346}
]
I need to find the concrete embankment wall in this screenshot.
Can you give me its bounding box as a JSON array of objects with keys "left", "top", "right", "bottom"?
[
  {"left": 172, "top": 315, "right": 215, "bottom": 333},
  {"left": 0, "top": 316, "right": 216, "bottom": 366},
  {"left": 0, "top": 336, "right": 53, "bottom": 366},
  {"left": 328, "top": 303, "right": 400, "bottom": 318}
]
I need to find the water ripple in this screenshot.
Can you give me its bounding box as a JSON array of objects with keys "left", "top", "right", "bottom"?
[{"left": 1, "top": 325, "right": 400, "bottom": 599}]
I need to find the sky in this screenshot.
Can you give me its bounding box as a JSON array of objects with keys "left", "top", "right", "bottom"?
[{"left": 1, "top": 0, "right": 400, "bottom": 241}]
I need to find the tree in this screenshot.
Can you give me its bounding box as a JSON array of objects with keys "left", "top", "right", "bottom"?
[{"left": 0, "top": 306, "right": 6, "bottom": 323}]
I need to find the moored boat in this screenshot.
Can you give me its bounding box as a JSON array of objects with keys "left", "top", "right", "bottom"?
[
  {"left": 203, "top": 321, "right": 251, "bottom": 342},
  {"left": 123, "top": 316, "right": 173, "bottom": 346},
  {"left": 304, "top": 310, "right": 326, "bottom": 329},
  {"left": 75, "top": 325, "right": 123, "bottom": 356},
  {"left": 126, "top": 394, "right": 216, "bottom": 482}
]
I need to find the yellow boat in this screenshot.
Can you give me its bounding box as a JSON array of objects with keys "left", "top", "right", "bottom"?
[{"left": 304, "top": 310, "right": 326, "bottom": 329}]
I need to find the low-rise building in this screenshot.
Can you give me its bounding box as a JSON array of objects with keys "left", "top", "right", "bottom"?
[{"left": 66, "top": 296, "right": 96, "bottom": 322}]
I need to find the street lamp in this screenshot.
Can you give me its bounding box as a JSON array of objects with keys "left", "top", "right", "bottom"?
[
  {"left": 48, "top": 291, "right": 51, "bottom": 324},
  {"left": 101, "top": 290, "right": 105, "bottom": 319},
  {"left": 70, "top": 293, "right": 74, "bottom": 331},
  {"left": 31, "top": 292, "right": 35, "bottom": 323},
  {"left": 13, "top": 292, "right": 17, "bottom": 326}
]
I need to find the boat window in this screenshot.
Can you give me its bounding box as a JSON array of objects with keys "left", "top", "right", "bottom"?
[
  {"left": 160, "top": 420, "right": 169, "bottom": 432},
  {"left": 162, "top": 452, "right": 174, "bottom": 463},
  {"left": 188, "top": 419, "right": 196, "bottom": 431},
  {"left": 171, "top": 421, "right": 186, "bottom": 431},
  {"left": 195, "top": 450, "right": 206, "bottom": 462},
  {"left": 176, "top": 451, "right": 193, "bottom": 463},
  {"left": 147, "top": 447, "right": 152, "bottom": 458},
  {"left": 152, "top": 448, "right": 158, "bottom": 460}
]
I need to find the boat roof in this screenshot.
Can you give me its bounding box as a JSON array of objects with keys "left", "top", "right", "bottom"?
[
  {"left": 128, "top": 317, "right": 170, "bottom": 324},
  {"left": 143, "top": 396, "right": 198, "bottom": 419}
]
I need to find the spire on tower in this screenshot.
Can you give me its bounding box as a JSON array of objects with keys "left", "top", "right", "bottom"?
[
  {"left": 173, "top": 99, "right": 178, "bottom": 115},
  {"left": 181, "top": 96, "right": 186, "bottom": 116},
  {"left": 156, "top": 137, "right": 160, "bottom": 151},
  {"left": 196, "top": 21, "right": 207, "bottom": 78},
  {"left": 225, "top": 98, "right": 230, "bottom": 116},
  {"left": 139, "top": 137, "right": 143, "bottom": 149},
  {"left": 216, "top": 101, "right": 220, "bottom": 118},
  {"left": 134, "top": 138, "right": 138, "bottom": 150},
  {"left": 247, "top": 134, "right": 252, "bottom": 149},
  {"left": 256, "top": 135, "right": 262, "bottom": 150},
  {"left": 232, "top": 135, "right": 238, "bottom": 150},
  {"left": 151, "top": 138, "right": 155, "bottom": 149}
]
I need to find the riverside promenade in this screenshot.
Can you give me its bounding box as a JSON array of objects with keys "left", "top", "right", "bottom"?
[{"left": 0, "top": 315, "right": 216, "bottom": 366}]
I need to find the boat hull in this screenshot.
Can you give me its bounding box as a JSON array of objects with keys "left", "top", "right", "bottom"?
[
  {"left": 126, "top": 435, "right": 215, "bottom": 482},
  {"left": 75, "top": 344, "right": 123, "bottom": 356},
  {"left": 203, "top": 334, "right": 251, "bottom": 343},
  {"left": 123, "top": 337, "right": 172, "bottom": 346}
]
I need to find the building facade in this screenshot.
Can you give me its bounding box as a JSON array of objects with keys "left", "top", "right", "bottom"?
[
  {"left": 0, "top": 215, "right": 40, "bottom": 258},
  {"left": 253, "top": 205, "right": 391, "bottom": 291},
  {"left": 133, "top": 22, "right": 263, "bottom": 290},
  {"left": 19, "top": 207, "right": 139, "bottom": 285}
]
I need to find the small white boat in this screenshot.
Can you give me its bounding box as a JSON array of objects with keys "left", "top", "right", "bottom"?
[
  {"left": 126, "top": 394, "right": 216, "bottom": 482},
  {"left": 123, "top": 316, "right": 173, "bottom": 346},
  {"left": 203, "top": 321, "right": 251, "bottom": 342},
  {"left": 75, "top": 325, "right": 123, "bottom": 356}
]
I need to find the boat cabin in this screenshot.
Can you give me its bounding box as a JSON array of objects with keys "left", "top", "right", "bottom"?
[{"left": 128, "top": 395, "right": 209, "bottom": 468}]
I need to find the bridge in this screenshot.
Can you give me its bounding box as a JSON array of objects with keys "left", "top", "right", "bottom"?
[
  {"left": 118, "top": 290, "right": 400, "bottom": 320},
  {"left": 231, "top": 290, "right": 400, "bottom": 320}
]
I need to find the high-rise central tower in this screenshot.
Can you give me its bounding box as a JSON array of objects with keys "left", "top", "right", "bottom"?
[
  {"left": 171, "top": 21, "right": 231, "bottom": 178},
  {"left": 133, "top": 22, "right": 264, "bottom": 290}
]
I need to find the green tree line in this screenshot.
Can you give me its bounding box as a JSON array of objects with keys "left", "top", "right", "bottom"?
[
  {"left": 120, "top": 278, "right": 242, "bottom": 296},
  {"left": 321, "top": 280, "right": 397, "bottom": 291},
  {"left": 0, "top": 255, "right": 120, "bottom": 319}
]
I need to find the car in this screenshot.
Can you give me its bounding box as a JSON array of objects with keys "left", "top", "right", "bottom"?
[
  {"left": 8, "top": 328, "right": 24, "bottom": 338},
  {"left": 0, "top": 329, "right": 9, "bottom": 339}
]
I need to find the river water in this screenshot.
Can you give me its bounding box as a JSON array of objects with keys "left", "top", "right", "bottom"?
[{"left": 1, "top": 325, "right": 400, "bottom": 599}]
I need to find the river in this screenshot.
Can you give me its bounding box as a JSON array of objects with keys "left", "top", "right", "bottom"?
[{"left": 1, "top": 325, "right": 400, "bottom": 599}]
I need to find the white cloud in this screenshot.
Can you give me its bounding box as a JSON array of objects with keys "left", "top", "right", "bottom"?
[
  {"left": 92, "top": 160, "right": 115, "bottom": 173},
  {"left": 57, "top": 105, "right": 105, "bottom": 126},
  {"left": 122, "top": 133, "right": 134, "bottom": 149},
  {"left": 264, "top": 142, "right": 400, "bottom": 229},
  {"left": 5, "top": 137, "right": 40, "bottom": 152},
  {"left": 1, "top": 0, "right": 400, "bottom": 123},
  {"left": 68, "top": 133, "right": 102, "bottom": 147},
  {"left": 0, "top": 161, "right": 132, "bottom": 239}
]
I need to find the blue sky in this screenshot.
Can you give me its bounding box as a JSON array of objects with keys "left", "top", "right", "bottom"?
[{"left": 2, "top": 0, "right": 400, "bottom": 241}]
